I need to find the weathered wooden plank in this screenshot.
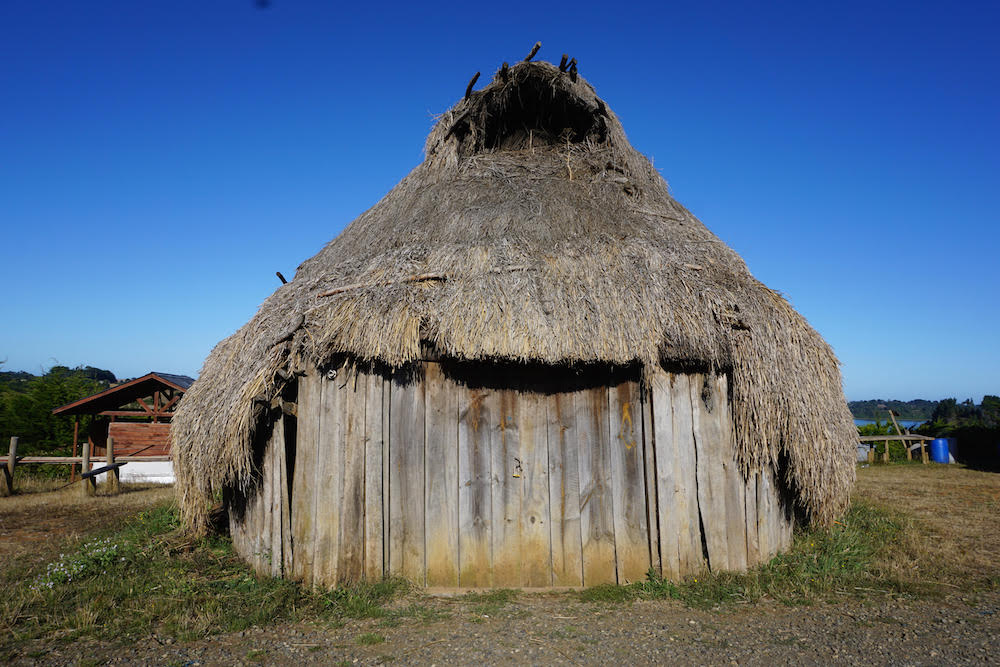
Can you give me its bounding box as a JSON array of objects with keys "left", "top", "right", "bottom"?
[
  {"left": 518, "top": 389, "right": 550, "bottom": 587},
  {"left": 263, "top": 423, "right": 275, "bottom": 575},
  {"left": 313, "top": 367, "right": 345, "bottom": 587},
  {"left": 388, "top": 367, "right": 425, "bottom": 584},
  {"left": 424, "top": 363, "right": 459, "bottom": 587},
  {"left": 280, "top": 414, "right": 293, "bottom": 576},
  {"left": 291, "top": 372, "right": 321, "bottom": 583},
  {"left": 670, "top": 373, "right": 705, "bottom": 574},
  {"left": 458, "top": 384, "right": 494, "bottom": 587},
  {"left": 608, "top": 380, "right": 650, "bottom": 583},
  {"left": 547, "top": 392, "right": 583, "bottom": 587},
  {"left": 690, "top": 373, "right": 729, "bottom": 572},
  {"left": 245, "top": 483, "right": 259, "bottom": 573},
  {"left": 716, "top": 375, "right": 747, "bottom": 572},
  {"left": 248, "top": 448, "right": 267, "bottom": 574},
  {"left": 744, "top": 473, "right": 760, "bottom": 566},
  {"left": 651, "top": 369, "right": 681, "bottom": 580},
  {"left": 364, "top": 372, "right": 385, "bottom": 579},
  {"left": 640, "top": 382, "right": 660, "bottom": 577},
  {"left": 756, "top": 467, "right": 775, "bottom": 560},
  {"left": 491, "top": 388, "right": 522, "bottom": 587},
  {"left": 269, "top": 418, "right": 284, "bottom": 577},
  {"left": 576, "top": 386, "right": 616, "bottom": 585},
  {"left": 338, "top": 368, "right": 367, "bottom": 584},
  {"left": 382, "top": 377, "right": 390, "bottom": 575}
]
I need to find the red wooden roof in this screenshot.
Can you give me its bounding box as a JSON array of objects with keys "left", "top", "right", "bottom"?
[{"left": 52, "top": 371, "right": 194, "bottom": 415}]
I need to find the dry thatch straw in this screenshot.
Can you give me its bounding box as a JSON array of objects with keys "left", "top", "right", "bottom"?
[{"left": 172, "top": 59, "right": 855, "bottom": 534}]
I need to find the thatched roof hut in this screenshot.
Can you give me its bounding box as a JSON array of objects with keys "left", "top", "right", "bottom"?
[{"left": 173, "top": 55, "right": 855, "bottom": 588}]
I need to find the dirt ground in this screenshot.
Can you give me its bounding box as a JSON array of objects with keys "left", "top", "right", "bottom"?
[
  {"left": 3, "top": 465, "right": 999, "bottom": 666},
  {"left": 0, "top": 482, "right": 173, "bottom": 574}
]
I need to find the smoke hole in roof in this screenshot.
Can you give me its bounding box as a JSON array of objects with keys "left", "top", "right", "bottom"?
[{"left": 448, "top": 65, "right": 609, "bottom": 156}]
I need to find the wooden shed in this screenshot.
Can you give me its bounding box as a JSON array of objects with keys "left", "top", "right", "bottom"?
[
  {"left": 53, "top": 371, "right": 193, "bottom": 483},
  {"left": 173, "top": 57, "right": 856, "bottom": 589}
]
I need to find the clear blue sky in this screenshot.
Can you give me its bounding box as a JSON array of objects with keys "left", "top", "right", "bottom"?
[{"left": 2, "top": 1, "right": 997, "bottom": 402}]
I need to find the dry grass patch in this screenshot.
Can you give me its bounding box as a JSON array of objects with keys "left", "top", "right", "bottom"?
[
  {"left": 0, "top": 481, "right": 174, "bottom": 576},
  {"left": 853, "top": 464, "right": 1000, "bottom": 590}
]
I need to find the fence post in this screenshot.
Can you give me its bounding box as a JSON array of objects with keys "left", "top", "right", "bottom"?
[
  {"left": 1, "top": 436, "right": 17, "bottom": 496},
  {"left": 82, "top": 437, "right": 96, "bottom": 496},
  {"left": 106, "top": 436, "right": 120, "bottom": 495},
  {"left": 882, "top": 439, "right": 890, "bottom": 463},
  {"left": 920, "top": 439, "right": 929, "bottom": 464}
]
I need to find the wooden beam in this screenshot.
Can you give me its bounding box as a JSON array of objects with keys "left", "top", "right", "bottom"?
[
  {"left": 12, "top": 455, "right": 171, "bottom": 464},
  {"left": 82, "top": 436, "right": 96, "bottom": 496},
  {"left": 81, "top": 461, "right": 127, "bottom": 479},
  {"left": 106, "top": 436, "right": 120, "bottom": 495},
  {"left": 160, "top": 394, "right": 180, "bottom": 412},
  {"left": 98, "top": 410, "right": 176, "bottom": 418}
]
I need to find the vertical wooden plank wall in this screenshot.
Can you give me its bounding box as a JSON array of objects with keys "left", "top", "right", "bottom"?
[
  {"left": 671, "top": 374, "right": 705, "bottom": 574},
  {"left": 690, "top": 373, "right": 730, "bottom": 572},
  {"left": 235, "top": 362, "right": 796, "bottom": 588},
  {"left": 490, "top": 389, "right": 522, "bottom": 586},
  {"left": 518, "top": 390, "right": 551, "bottom": 587},
  {"left": 608, "top": 380, "right": 650, "bottom": 583},
  {"left": 290, "top": 371, "right": 321, "bottom": 583},
  {"left": 388, "top": 368, "right": 426, "bottom": 583},
  {"left": 363, "top": 373, "right": 386, "bottom": 579},
  {"left": 228, "top": 405, "right": 288, "bottom": 578},
  {"left": 650, "top": 369, "right": 681, "bottom": 580},
  {"left": 424, "top": 363, "right": 459, "bottom": 586},
  {"left": 312, "top": 364, "right": 345, "bottom": 587},
  {"left": 268, "top": 418, "right": 284, "bottom": 577},
  {"left": 337, "top": 369, "right": 367, "bottom": 584},
  {"left": 547, "top": 393, "right": 583, "bottom": 587},
  {"left": 716, "top": 374, "right": 748, "bottom": 572},
  {"left": 576, "top": 387, "right": 617, "bottom": 585},
  {"left": 457, "top": 384, "right": 494, "bottom": 587}
]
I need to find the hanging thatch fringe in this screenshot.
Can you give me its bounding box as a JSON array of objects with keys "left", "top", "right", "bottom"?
[{"left": 172, "top": 59, "right": 855, "bottom": 535}]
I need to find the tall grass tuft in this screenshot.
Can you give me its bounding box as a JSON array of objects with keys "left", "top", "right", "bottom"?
[
  {"left": 579, "top": 501, "right": 913, "bottom": 607},
  {"left": 0, "top": 502, "right": 409, "bottom": 652}
]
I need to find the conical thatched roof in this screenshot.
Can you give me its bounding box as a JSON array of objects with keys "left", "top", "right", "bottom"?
[{"left": 173, "top": 58, "right": 855, "bottom": 533}]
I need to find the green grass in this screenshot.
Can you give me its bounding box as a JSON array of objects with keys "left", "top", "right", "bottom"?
[
  {"left": 0, "top": 502, "right": 409, "bottom": 653},
  {"left": 357, "top": 632, "right": 386, "bottom": 645},
  {"left": 578, "top": 501, "right": 915, "bottom": 608}
]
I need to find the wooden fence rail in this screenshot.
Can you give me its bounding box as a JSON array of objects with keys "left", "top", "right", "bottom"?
[{"left": 0, "top": 436, "right": 168, "bottom": 496}]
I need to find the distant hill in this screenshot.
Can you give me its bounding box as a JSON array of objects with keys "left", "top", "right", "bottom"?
[{"left": 849, "top": 399, "right": 938, "bottom": 421}]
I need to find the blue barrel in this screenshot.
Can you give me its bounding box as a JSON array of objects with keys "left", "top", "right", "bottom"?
[{"left": 930, "top": 438, "right": 951, "bottom": 464}]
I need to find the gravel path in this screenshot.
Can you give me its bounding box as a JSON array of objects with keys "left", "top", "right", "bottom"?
[{"left": 17, "top": 591, "right": 999, "bottom": 666}]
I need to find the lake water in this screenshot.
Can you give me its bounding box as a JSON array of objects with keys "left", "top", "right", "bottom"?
[{"left": 854, "top": 418, "right": 924, "bottom": 429}]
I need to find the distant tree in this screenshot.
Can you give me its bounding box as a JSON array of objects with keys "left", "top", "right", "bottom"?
[
  {"left": 981, "top": 395, "right": 1000, "bottom": 427},
  {"left": 81, "top": 366, "right": 117, "bottom": 384},
  {"left": 932, "top": 398, "right": 958, "bottom": 423},
  {"left": 0, "top": 366, "right": 112, "bottom": 459}
]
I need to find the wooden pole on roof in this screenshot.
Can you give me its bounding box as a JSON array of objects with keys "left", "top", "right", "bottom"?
[{"left": 1, "top": 436, "right": 17, "bottom": 496}]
